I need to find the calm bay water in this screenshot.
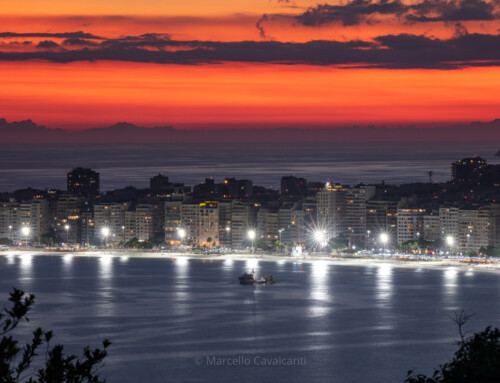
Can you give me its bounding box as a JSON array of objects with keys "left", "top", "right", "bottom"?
[
  {"left": 0, "top": 142, "right": 499, "bottom": 191},
  {"left": 1, "top": 255, "right": 500, "bottom": 382}
]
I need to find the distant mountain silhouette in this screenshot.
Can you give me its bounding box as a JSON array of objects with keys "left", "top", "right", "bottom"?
[{"left": 1, "top": 118, "right": 499, "bottom": 144}]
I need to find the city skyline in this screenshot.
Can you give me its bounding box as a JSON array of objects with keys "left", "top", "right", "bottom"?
[
  {"left": 2, "top": 157, "right": 500, "bottom": 254},
  {"left": 1, "top": 0, "right": 500, "bottom": 131}
]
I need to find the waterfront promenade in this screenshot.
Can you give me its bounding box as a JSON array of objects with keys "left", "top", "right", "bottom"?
[{"left": 2, "top": 248, "right": 500, "bottom": 273}]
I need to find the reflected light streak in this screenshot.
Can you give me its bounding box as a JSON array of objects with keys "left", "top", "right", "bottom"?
[
  {"left": 444, "top": 268, "right": 459, "bottom": 297},
  {"left": 309, "top": 261, "right": 331, "bottom": 317},
  {"left": 5, "top": 253, "right": 15, "bottom": 265},
  {"left": 99, "top": 255, "right": 113, "bottom": 280},
  {"left": 174, "top": 257, "right": 190, "bottom": 284},
  {"left": 173, "top": 257, "right": 190, "bottom": 315},
  {"left": 19, "top": 253, "right": 33, "bottom": 280},
  {"left": 376, "top": 264, "right": 393, "bottom": 304},
  {"left": 465, "top": 268, "right": 474, "bottom": 277},
  {"left": 175, "top": 256, "right": 189, "bottom": 267},
  {"left": 62, "top": 253, "right": 73, "bottom": 273},
  {"left": 97, "top": 255, "right": 114, "bottom": 317},
  {"left": 245, "top": 259, "right": 259, "bottom": 271}
]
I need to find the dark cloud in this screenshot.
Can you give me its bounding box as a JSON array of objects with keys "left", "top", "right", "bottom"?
[
  {"left": 374, "top": 33, "right": 448, "bottom": 50},
  {"left": 7, "top": 41, "right": 32, "bottom": 45},
  {"left": 0, "top": 31, "right": 103, "bottom": 39},
  {"left": 292, "top": 0, "right": 499, "bottom": 27},
  {"left": 1, "top": 32, "right": 500, "bottom": 69},
  {"left": 101, "top": 33, "right": 172, "bottom": 49},
  {"left": 256, "top": 14, "right": 270, "bottom": 39},
  {"left": 406, "top": 0, "right": 498, "bottom": 22},
  {"left": 276, "top": 0, "right": 299, "bottom": 8},
  {"left": 36, "top": 40, "right": 59, "bottom": 49},
  {"left": 297, "top": 0, "right": 406, "bottom": 27},
  {"left": 454, "top": 22, "right": 470, "bottom": 37},
  {"left": 62, "top": 38, "right": 99, "bottom": 46}
]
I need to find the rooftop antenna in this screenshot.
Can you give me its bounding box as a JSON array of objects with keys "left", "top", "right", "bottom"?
[{"left": 428, "top": 169, "right": 434, "bottom": 183}]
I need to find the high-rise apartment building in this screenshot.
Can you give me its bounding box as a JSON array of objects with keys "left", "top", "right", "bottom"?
[
  {"left": 316, "top": 183, "right": 346, "bottom": 240},
  {"left": 67, "top": 167, "right": 100, "bottom": 196}
]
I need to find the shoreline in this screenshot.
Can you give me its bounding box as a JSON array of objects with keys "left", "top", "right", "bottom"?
[{"left": 2, "top": 249, "right": 500, "bottom": 274}]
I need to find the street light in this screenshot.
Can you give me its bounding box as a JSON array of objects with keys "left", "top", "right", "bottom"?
[
  {"left": 379, "top": 233, "right": 389, "bottom": 257},
  {"left": 248, "top": 230, "right": 256, "bottom": 253},
  {"left": 178, "top": 228, "right": 186, "bottom": 246},
  {"left": 21, "top": 226, "right": 30, "bottom": 247},
  {"left": 101, "top": 227, "right": 110, "bottom": 247},
  {"left": 122, "top": 225, "right": 125, "bottom": 242},
  {"left": 313, "top": 230, "right": 326, "bottom": 250},
  {"left": 446, "top": 235, "right": 454, "bottom": 255},
  {"left": 278, "top": 228, "right": 284, "bottom": 252},
  {"left": 64, "top": 224, "right": 70, "bottom": 243}
]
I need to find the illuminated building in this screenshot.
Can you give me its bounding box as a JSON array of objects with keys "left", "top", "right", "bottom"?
[
  {"left": 164, "top": 200, "right": 182, "bottom": 243},
  {"left": 344, "top": 186, "right": 375, "bottom": 245},
  {"left": 458, "top": 208, "right": 491, "bottom": 252},
  {"left": 257, "top": 208, "right": 279, "bottom": 246},
  {"left": 94, "top": 202, "right": 128, "bottom": 243},
  {"left": 316, "top": 183, "right": 346, "bottom": 239},
  {"left": 397, "top": 208, "right": 427, "bottom": 245}
]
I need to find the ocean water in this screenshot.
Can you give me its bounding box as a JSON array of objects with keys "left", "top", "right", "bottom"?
[
  {"left": 1, "top": 254, "right": 499, "bottom": 383},
  {"left": 0, "top": 142, "right": 498, "bottom": 192}
]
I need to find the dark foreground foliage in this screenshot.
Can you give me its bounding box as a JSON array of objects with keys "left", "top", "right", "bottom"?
[
  {"left": 406, "top": 315, "right": 500, "bottom": 383},
  {"left": 0, "top": 288, "right": 110, "bottom": 382}
]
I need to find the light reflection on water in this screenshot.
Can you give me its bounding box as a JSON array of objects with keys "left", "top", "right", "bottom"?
[
  {"left": 173, "top": 258, "right": 190, "bottom": 316},
  {"left": 376, "top": 264, "right": 393, "bottom": 305},
  {"left": 1, "top": 255, "right": 500, "bottom": 383},
  {"left": 465, "top": 268, "right": 474, "bottom": 277},
  {"left": 5, "top": 253, "right": 15, "bottom": 265},
  {"left": 99, "top": 255, "right": 113, "bottom": 280},
  {"left": 19, "top": 254, "right": 33, "bottom": 280},
  {"left": 443, "top": 267, "right": 459, "bottom": 297},
  {"left": 309, "top": 261, "right": 331, "bottom": 317},
  {"left": 62, "top": 253, "right": 73, "bottom": 270},
  {"left": 245, "top": 258, "right": 259, "bottom": 273}
]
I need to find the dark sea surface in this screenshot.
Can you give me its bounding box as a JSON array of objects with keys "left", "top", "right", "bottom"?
[
  {"left": 1, "top": 254, "right": 500, "bottom": 383},
  {"left": 0, "top": 142, "right": 498, "bottom": 191}
]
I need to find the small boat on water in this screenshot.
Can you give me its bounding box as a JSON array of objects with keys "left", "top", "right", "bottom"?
[
  {"left": 238, "top": 270, "right": 277, "bottom": 285},
  {"left": 238, "top": 271, "right": 257, "bottom": 285}
]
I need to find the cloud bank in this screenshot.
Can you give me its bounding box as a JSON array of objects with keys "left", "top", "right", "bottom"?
[
  {"left": 0, "top": 31, "right": 499, "bottom": 68},
  {"left": 295, "top": 0, "right": 500, "bottom": 27}
]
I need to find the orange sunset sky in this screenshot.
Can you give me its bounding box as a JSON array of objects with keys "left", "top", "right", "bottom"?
[{"left": 1, "top": 0, "right": 500, "bottom": 130}]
